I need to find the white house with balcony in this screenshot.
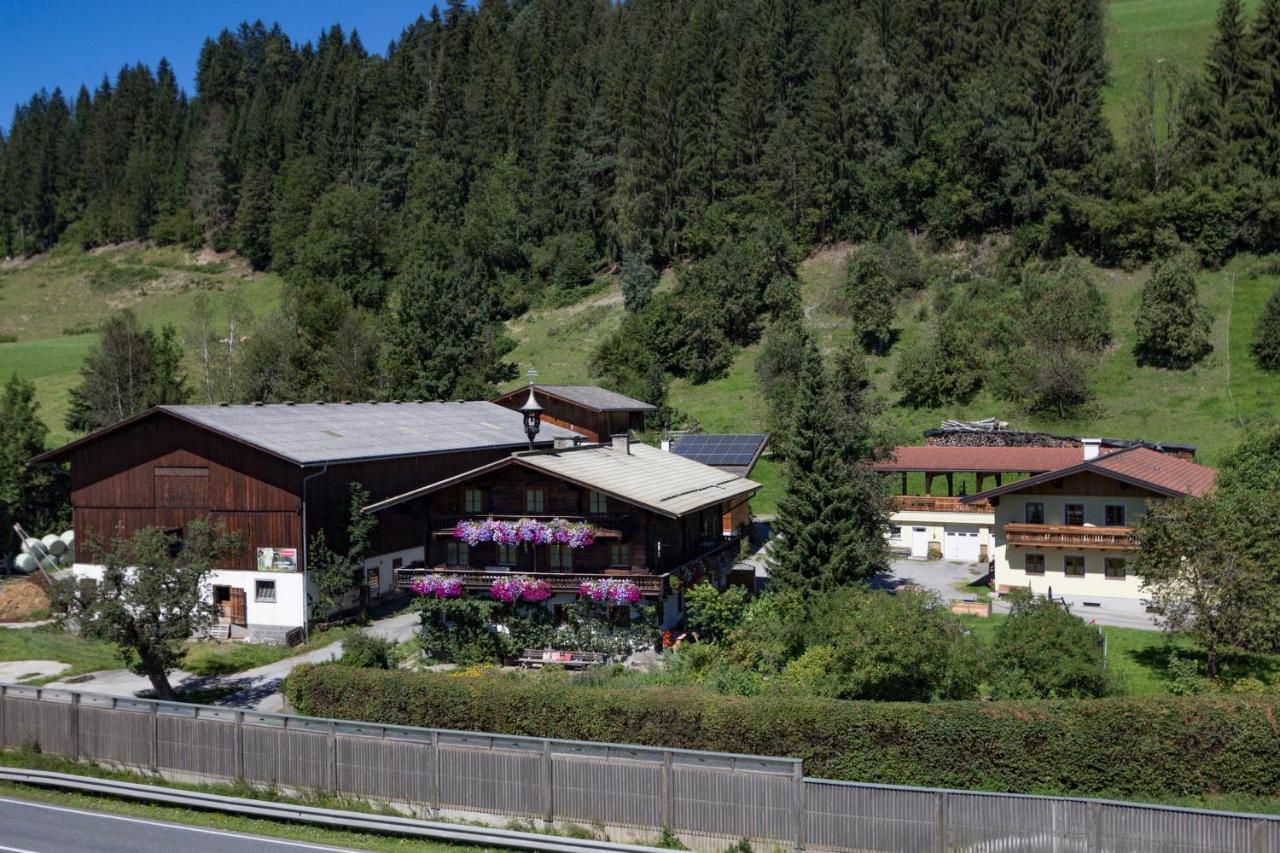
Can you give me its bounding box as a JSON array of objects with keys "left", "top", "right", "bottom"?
[{"left": 959, "top": 442, "right": 1216, "bottom": 608}]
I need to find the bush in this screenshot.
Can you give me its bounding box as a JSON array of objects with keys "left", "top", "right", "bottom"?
[
  {"left": 893, "top": 328, "right": 983, "bottom": 408},
  {"left": 989, "top": 592, "right": 1111, "bottom": 699},
  {"left": 338, "top": 630, "right": 394, "bottom": 669},
  {"left": 1133, "top": 250, "right": 1212, "bottom": 369},
  {"left": 285, "top": 663, "right": 1280, "bottom": 798},
  {"left": 683, "top": 583, "right": 748, "bottom": 643},
  {"left": 1252, "top": 288, "right": 1280, "bottom": 371}
]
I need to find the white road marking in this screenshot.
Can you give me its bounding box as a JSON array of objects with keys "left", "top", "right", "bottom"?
[
  {"left": 0, "top": 797, "right": 364, "bottom": 851},
  {"left": 0, "top": 844, "right": 46, "bottom": 853}
]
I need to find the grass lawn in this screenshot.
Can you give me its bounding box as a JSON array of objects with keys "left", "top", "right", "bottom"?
[
  {"left": 182, "top": 624, "right": 360, "bottom": 677},
  {"left": 0, "top": 625, "right": 124, "bottom": 682},
  {"left": 959, "top": 613, "right": 1280, "bottom": 695}
]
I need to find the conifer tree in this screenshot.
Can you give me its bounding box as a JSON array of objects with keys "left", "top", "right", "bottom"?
[
  {"left": 1251, "top": 287, "right": 1280, "bottom": 370},
  {"left": 0, "top": 375, "right": 69, "bottom": 552},
  {"left": 1202, "top": 0, "right": 1252, "bottom": 163},
  {"left": 1134, "top": 251, "right": 1213, "bottom": 369},
  {"left": 767, "top": 339, "right": 888, "bottom": 593},
  {"left": 1245, "top": 0, "right": 1280, "bottom": 175}
]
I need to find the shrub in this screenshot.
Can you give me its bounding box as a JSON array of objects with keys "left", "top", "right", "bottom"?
[
  {"left": 620, "top": 252, "right": 658, "bottom": 313},
  {"left": 1133, "top": 250, "right": 1212, "bottom": 369},
  {"left": 893, "top": 328, "right": 984, "bottom": 408},
  {"left": 683, "top": 583, "right": 748, "bottom": 643},
  {"left": 1252, "top": 288, "right": 1280, "bottom": 371},
  {"left": 338, "top": 630, "right": 394, "bottom": 669},
  {"left": 285, "top": 663, "right": 1280, "bottom": 798},
  {"left": 989, "top": 592, "right": 1110, "bottom": 699}
]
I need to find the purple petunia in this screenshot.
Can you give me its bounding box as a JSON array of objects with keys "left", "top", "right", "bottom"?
[
  {"left": 411, "top": 574, "right": 464, "bottom": 598},
  {"left": 454, "top": 518, "right": 597, "bottom": 550}
]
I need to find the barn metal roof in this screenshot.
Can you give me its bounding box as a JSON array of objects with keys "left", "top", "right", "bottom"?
[
  {"left": 497, "top": 384, "right": 657, "bottom": 412},
  {"left": 33, "top": 402, "right": 581, "bottom": 467},
  {"left": 366, "top": 441, "right": 761, "bottom": 517}
]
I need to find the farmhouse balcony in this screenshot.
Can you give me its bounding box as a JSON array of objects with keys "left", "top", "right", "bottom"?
[
  {"left": 394, "top": 567, "right": 667, "bottom": 596},
  {"left": 428, "top": 513, "right": 625, "bottom": 539},
  {"left": 892, "top": 495, "right": 994, "bottom": 514},
  {"left": 1004, "top": 523, "right": 1138, "bottom": 551}
]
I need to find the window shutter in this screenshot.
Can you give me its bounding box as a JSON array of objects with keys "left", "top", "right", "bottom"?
[{"left": 229, "top": 587, "right": 247, "bottom": 626}]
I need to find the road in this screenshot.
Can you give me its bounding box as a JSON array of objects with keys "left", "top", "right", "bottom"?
[{"left": 0, "top": 796, "right": 366, "bottom": 852}]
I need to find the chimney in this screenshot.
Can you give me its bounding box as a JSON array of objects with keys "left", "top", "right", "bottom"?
[
  {"left": 1082, "top": 438, "right": 1102, "bottom": 461},
  {"left": 660, "top": 439, "right": 671, "bottom": 452},
  {"left": 611, "top": 433, "right": 631, "bottom": 454}
]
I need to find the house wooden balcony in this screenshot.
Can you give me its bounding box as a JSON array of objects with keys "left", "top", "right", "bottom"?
[
  {"left": 428, "top": 513, "right": 624, "bottom": 539},
  {"left": 394, "top": 567, "right": 667, "bottom": 596},
  {"left": 892, "top": 495, "right": 993, "bottom": 514},
  {"left": 1004, "top": 523, "right": 1138, "bottom": 551}
]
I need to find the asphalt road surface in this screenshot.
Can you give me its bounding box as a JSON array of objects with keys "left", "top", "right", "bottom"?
[{"left": 0, "top": 796, "right": 367, "bottom": 853}]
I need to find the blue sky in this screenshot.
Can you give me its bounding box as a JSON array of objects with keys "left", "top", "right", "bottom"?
[{"left": 0, "top": 0, "right": 439, "bottom": 130}]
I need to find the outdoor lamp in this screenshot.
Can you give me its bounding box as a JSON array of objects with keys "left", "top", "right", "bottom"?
[{"left": 521, "top": 380, "right": 543, "bottom": 449}]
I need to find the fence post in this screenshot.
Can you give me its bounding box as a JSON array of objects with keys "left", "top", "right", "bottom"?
[
  {"left": 542, "top": 740, "right": 554, "bottom": 824},
  {"left": 147, "top": 702, "right": 158, "bottom": 774},
  {"left": 660, "top": 750, "right": 673, "bottom": 831},
  {"left": 1089, "top": 802, "right": 1103, "bottom": 853},
  {"left": 327, "top": 721, "right": 338, "bottom": 792},
  {"left": 1251, "top": 819, "right": 1270, "bottom": 853},
  {"left": 430, "top": 730, "right": 441, "bottom": 817},
  {"left": 793, "top": 762, "right": 806, "bottom": 851},
  {"left": 934, "top": 791, "right": 947, "bottom": 853},
  {"left": 68, "top": 692, "right": 80, "bottom": 762},
  {"left": 234, "top": 711, "right": 244, "bottom": 781}
]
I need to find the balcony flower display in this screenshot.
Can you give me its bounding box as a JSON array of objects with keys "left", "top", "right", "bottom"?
[
  {"left": 491, "top": 575, "right": 553, "bottom": 603},
  {"left": 578, "top": 578, "right": 641, "bottom": 604},
  {"left": 455, "top": 518, "right": 595, "bottom": 549},
  {"left": 410, "top": 574, "right": 463, "bottom": 599}
]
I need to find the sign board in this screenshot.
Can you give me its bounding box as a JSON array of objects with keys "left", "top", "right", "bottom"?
[{"left": 256, "top": 547, "right": 298, "bottom": 572}]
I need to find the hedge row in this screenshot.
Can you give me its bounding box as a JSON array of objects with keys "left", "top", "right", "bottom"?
[{"left": 284, "top": 663, "right": 1280, "bottom": 798}]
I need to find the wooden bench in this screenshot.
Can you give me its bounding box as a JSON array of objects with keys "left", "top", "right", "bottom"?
[{"left": 518, "top": 649, "right": 607, "bottom": 670}]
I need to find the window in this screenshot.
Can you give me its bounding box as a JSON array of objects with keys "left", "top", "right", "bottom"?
[
  {"left": 498, "top": 543, "right": 519, "bottom": 565},
  {"left": 464, "top": 489, "right": 483, "bottom": 514},
  {"left": 1105, "top": 558, "right": 1127, "bottom": 579},
  {"left": 588, "top": 490, "right": 608, "bottom": 515},
  {"left": 1105, "top": 505, "right": 1126, "bottom": 527},
  {"left": 889, "top": 525, "right": 903, "bottom": 540},
  {"left": 1064, "top": 504, "right": 1085, "bottom": 526},
  {"left": 446, "top": 541, "right": 469, "bottom": 567},
  {"left": 610, "top": 542, "right": 629, "bottom": 567},
  {"left": 550, "top": 543, "right": 573, "bottom": 569},
  {"left": 1064, "top": 555, "right": 1085, "bottom": 577},
  {"left": 1024, "top": 553, "right": 1045, "bottom": 575},
  {"left": 1024, "top": 503, "right": 1045, "bottom": 525},
  {"left": 525, "top": 489, "right": 546, "bottom": 514},
  {"left": 255, "top": 580, "right": 276, "bottom": 603}
]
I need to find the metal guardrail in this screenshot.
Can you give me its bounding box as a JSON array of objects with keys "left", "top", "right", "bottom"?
[{"left": 0, "top": 766, "right": 674, "bottom": 853}]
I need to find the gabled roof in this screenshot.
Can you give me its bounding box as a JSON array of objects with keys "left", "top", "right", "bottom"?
[
  {"left": 495, "top": 384, "right": 657, "bottom": 413},
  {"left": 873, "top": 446, "right": 1088, "bottom": 474},
  {"left": 961, "top": 446, "right": 1216, "bottom": 502},
  {"left": 32, "top": 402, "right": 581, "bottom": 467},
  {"left": 366, "top": 441, "right": 760, "bottom": 518}
]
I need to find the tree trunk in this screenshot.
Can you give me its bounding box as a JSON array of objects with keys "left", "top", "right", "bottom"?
[{"left": 144, "top": 662, "right": 175, "bottom": 700}]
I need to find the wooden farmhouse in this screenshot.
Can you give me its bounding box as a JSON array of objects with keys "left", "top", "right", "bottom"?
[{"left": 491, "top": 384, "right": 655, "bottom": 443}]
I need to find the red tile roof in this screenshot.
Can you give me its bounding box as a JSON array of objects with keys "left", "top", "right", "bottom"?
[
  {"left": 873, "top": 446, "right": 1090, "bottom": 473},
  {"left": 1090, "top": 446, "right": 1216, "bottom": 497}
]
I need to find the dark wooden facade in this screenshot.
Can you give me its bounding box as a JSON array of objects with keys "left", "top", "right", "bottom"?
[
  {"left": 491, "top": 389, "right": 647, "bottom": 443},
  {"left": 377, "top": 463, "right": 733, "bottom": 589},
  {"left": 60, "top": 411, "right": 522, "bottom": 572}
]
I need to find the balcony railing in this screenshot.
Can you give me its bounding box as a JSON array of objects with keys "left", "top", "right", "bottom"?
[
  {"left": 891, "top": 495, "right": 993, "bottom": 514},
  {"left": 394, "top": 567, "right": 666, "bottom": 596},
  {"left": 428, "top": 513, "right": 626, "bottom": 539},
  {"left": 1004, "top": 523, "right": 1138, "bottom": 551}
]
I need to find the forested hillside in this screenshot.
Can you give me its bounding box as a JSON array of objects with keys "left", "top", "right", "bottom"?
[{"left": 2, "top": 0, "right": 1280, "bottom": 464}]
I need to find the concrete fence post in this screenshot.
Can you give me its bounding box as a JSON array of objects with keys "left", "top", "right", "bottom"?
[
  {"left": 542, "top": 740, "right": 554, "bottom": 824},
  {"left": 148, "top": 703, "right": 158, "bottom": 774},
  {"left": 234, "top": 712, "right": 245, "bottom": 781},
  {"left": 793, "top": 762, "right": 806, "bottom": 851},
  {"left": 1252, "top": 818, "right": 1271, "bottom": 853},
  {"left": 430, "top": 730, "right": 441, "bottom": 817},
  {"left": 934, "top": 791, "right": 948, "bottom": 853},
  {"left": 68, "top": 692, "right": 80, "bottom": 762},
  {"left": 327, "top": 721, "right": 338, "bottom": 792},
  {"left": 1090, "top": 802, "right": 1104, "bottom": 853},
  {"left": 660, "top": 750, "right": 673, "bottom": 831}
]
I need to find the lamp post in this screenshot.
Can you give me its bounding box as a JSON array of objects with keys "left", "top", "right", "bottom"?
[{"left": 520, "top": 369, "right": 543, "bottom": 450}]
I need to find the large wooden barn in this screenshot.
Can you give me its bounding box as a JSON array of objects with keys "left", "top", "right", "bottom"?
[
  {"left": 33, "top": 401, "right": 581, "bottom": 639},
  {"left": 491, "top": 384, "right": 655, "bottom": 443}
]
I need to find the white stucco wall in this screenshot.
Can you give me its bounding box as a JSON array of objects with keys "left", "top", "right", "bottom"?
[
  {"left": 888, "top": 510, "right": 994, "bottom": 558},
  {"left": 991, "top": 493, "right": 1151, "bottom": 602}
]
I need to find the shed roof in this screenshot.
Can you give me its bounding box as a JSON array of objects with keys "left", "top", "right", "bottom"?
[
  {"left": 366, "top": 441, "right": 760, "bottom": 518},
  {"left": 496, "top": 384, "right": 657, "bottom": 412},
  {"left": 33, "top": 402, "right": 581, "bottom": 467},
  {"left": 962, "top": 446, "right": 1216, "bottom": 502},
  {"left": 872, "top": 446, "right": 1090, "bottom": 474}
]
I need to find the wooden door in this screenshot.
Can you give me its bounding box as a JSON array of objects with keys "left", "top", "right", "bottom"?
[{"left": 229, "top": 587, "right": 247, "bottom": 626}]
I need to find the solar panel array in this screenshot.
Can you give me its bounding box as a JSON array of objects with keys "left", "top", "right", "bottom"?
[{"left": 672, "top": 434, "right": 768, "bottom": 469}]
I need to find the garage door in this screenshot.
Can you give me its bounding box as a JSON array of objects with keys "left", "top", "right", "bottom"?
[{"left": 943, "top": 527, "right": 980, "bottom": 561}]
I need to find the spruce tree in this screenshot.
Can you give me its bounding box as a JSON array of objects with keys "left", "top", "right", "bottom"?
[
  {"left": 1252, "top": 288, "right": 1280, "bottom": 370},
  {"left": 843, "top": 245, "right": 896, "bottom": 353},
  {"left": 0, "top": 374, "right": 69, "bottom": 551},
  {"left": 1134, "top": 251, "right": 1213, "bottom": 369},
  {"left": 1203, "top": 0, "right": 1252, "bottom": 160},
  {"left": 767, "top": 339, "right": 888, "bottom": 593},
  {"left": 1245, "top": 0, "right": 1280, "bottom": 175}
]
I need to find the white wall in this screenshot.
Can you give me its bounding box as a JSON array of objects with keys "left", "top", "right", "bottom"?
[
  {"left": 362, "top": 546, "right": 425, "bottom": 597},
  {"left": 72, "top": 563, "right": 306, "bottom": 628},
  {"left": 887, "top": 510, "right": 994, "bottom": 558}
]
